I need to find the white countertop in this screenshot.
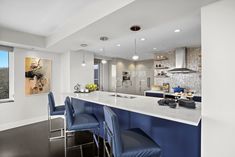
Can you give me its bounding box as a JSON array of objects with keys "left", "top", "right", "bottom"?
[{"left": 65, "top": 91, "right": 201, "bottom": 126}]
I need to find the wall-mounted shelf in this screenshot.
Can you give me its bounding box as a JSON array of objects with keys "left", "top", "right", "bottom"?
[
  {"left": 154, "top": 75, "right": 169, "bottom": 78},
  {"left": 155, "top": 67, "right": 169, "bottom": 69},
  {"left": 155, "top": 58, "right": 168, "bottom": 61},
  {"left": 155, "top": 56, "right": 168, "bottom": 61}
]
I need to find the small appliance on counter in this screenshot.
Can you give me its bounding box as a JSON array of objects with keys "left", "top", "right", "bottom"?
[
  {"left": 178, "top": 99, "right": 196, "bottom": 109},
  {"left": 158, "top": 98, "right": 196, "bottom": 109},
  {"left": 172, "top": 86, "right": 185, "bottom": 93},
  {"left": 162, "top": 83, "right": 170, "bottom": 92},
  {"left": 158, "top": 98, "right": 177, "bottom": 108}
]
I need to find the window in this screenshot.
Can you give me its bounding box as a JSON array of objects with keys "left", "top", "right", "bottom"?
[
  {"left": 0, "top": 45, "right": 14, "bottom": 102},
  {"left": 0, "top": 50, "right": 9, "bottom": 99}
]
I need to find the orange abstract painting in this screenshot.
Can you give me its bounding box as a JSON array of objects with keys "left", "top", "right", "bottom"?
[{"left": 25, "top": 57, "right": 51, "bottom": 95}]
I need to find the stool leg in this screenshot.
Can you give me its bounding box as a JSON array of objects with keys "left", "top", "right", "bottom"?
[
  {"left": 93, "top": 128, "right": 100, "bottom": 157},
  {"left": 97, "top": 127, "right": 100, "bottom": 157},
  {"left": 103, "top": 123, "right": 106, "bottom": 157},
  {"left": 80, "top": 145, "right": 83, "bottom": 157},
  {"left": 64, "top": 116, "right": 67, "bottom": 157},
  {"left": 49, "top": 116, "right": 52, "bottom": 132}
]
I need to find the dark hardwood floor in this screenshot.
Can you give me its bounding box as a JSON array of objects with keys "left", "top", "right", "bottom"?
[{"left": 0, "top": 118, "right": 103, "bottom": 157}]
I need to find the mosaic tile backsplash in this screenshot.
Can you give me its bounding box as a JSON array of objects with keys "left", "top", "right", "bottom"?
[{"left": 154, "top": 48, "right": 201, "bottom": 94}]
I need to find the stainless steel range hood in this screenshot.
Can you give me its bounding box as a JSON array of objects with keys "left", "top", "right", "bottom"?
[{"left": 168, "top": 47, "right": 196, "bottom": 74}]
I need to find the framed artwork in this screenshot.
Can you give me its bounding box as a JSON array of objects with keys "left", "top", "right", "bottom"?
[{"left": 25, "top": 57, "right": 51, "bottom": 95}]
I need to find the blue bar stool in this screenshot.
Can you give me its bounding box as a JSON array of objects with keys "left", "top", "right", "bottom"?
[
  {"left": 103, "top": 106, "right": 161, "bottom": 157},
  {"left": 64, "top": 97, "right": 100, "bottom": 157},
  {"left": 48, "top": 92, "right": 65, "bottom": 140}
]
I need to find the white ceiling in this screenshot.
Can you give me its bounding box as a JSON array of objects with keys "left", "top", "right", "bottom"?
[
  {"left": 0, "top": 0, "right": 99, "bottom": 36},
  {"left": 0, "top": 0, "right": 219, "bottom": 60},
  {"left": 47, "top": 0, "right": 218, "bottom": 60}
]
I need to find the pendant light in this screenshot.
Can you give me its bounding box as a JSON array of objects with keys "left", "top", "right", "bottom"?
[
  {"left": 80, "top": 44, "right": 88, "bottom": 67},
  {"left": 101, "top": 58, "right": 107, "bottom": 64},
  {"left": 130, "top": 25, "right": 141, "bottom": 61},
  {"left": 101, "top": 47, "right": 107, "bottom": 64},
  {"left": 132, "top": 38, "right": 139, "bottom": 60},
  {"left": 81, "top": 52, "right": 86, "bottom": 67},
  {"left": 100, "top": 36, "right": 109, "bottom": 64}
]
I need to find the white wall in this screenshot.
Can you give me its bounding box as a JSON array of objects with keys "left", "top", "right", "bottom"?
[
  {"left": 0, "top": 48, "right": 61, "bottom": 131},
  {"left": 60, "top": 51, "right": 70, "bottom": 93},
  {"left": 60, "top": 50, "right": 94, "bottom": 93},
  {"left": 201, "top": 1, "right": 235, "bottom": 156},
  {"left": 70, "top": 50, "right": 94, "bottom": 91},
  {"left": 0, "top": 48, "right": 95, "bottom": 131}
]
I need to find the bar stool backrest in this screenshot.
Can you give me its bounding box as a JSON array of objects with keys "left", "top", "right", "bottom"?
[
  {"left": 48, "top": 92, "right": 56, "bottom": 114},
  {"left": 65, "top": 97, "right": 73, "bottom": 129},
  {"left": 71, "top": 98, "right": 93, "bottom": 115},
  {"left": 103, "top": 106, "right": 122, "bottom": 157}
]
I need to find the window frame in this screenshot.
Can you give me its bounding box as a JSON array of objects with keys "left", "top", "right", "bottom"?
[{"left": 0, "top": 49, "right": 14, "bottom": 103}]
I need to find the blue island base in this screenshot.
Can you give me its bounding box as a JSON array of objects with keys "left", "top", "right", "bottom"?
[{"left": 74, "top": 98, "right": 201, "bottom": 157}]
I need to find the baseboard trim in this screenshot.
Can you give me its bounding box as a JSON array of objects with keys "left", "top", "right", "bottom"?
[{"left": 0, "top": 115, "right": 48, "bottom": 131}]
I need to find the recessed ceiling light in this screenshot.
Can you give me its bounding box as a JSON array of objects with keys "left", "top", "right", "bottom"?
[
  {"left": 116, "top": 44, "right": 121, "bottom": 47},
  {"left": 80, "top": 44, "right": 88, "bottom": 47},
  {"left": 100, "top": 36, "right": 109, "bottom": 41},
  {"left": 174, "top": 29, "right": 181, "bottom": 33},
  {"left": 153, "top": 48, "right": 157, "bottom": 50},
  {"left": 99, "top": 48, "right": 103, "bottom": 51},
  {"left": 140, "top": 38, "right": 146, "bottom": 41}
]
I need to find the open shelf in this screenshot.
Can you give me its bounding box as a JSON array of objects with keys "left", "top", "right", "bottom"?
[
  {"left": 155, "top": 67, "right": 169, "bottom": 69},
  {"left": 155, "top": 56, "right": 168, "bottom": 61},
  {"left": 154, "top": 75, "right": 169, "bottom": 78}
]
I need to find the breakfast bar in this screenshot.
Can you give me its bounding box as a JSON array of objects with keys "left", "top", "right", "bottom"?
[{"left": 67, "top": 91, "right": 201, "bottom": 157}]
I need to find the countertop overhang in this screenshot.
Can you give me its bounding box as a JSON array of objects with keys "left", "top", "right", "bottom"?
[{"left": 65, "top": 91, "right": 201, "bottom": 126}]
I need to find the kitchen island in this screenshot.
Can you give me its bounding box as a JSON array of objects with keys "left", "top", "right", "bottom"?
[{"left": 66, "top": 91, "right": 201, "bottom": 157}]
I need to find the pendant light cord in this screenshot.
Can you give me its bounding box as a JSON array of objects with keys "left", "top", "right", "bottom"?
[
  {"left": 103, "top": 47, "right": 105, "bottom": 56},
  {"left": 134, "top": 38, "right": 137, "bottom": 55},
  {"left": 83, "top": 52, "right": 85, "bottom": 63}
]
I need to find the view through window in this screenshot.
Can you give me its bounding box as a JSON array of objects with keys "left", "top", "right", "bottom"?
[{"left": 0, "top": 50, "right": 9, "bottom": 99}]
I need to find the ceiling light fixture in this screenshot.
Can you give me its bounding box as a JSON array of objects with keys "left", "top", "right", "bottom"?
[
  {"left": 80, "top": 44, "right": 88, "bottom": 67},
  {"left": 81, "top": 52, "right": 86, "bottom": 67},
  {"left": 116, "top": 44, "right": 121, "bottom": 47},
  {"left": 132, "top": 55, "right": 139, "bottom": 60},
  {"left": 140, "top": 38, "right": 146, "bottom": 41},
  {"left": 153, "top": 48, "right": 157, "bottom": 50},
  {"left": 132, "top": 38, "right": 139, "bottom": 60},
  {"left": 101, "top": 59, "right": 107, "bottom": 64},
  {"left": 99, "top": 48, "right": 103, "bottom": 51},
  {"left": 81, "top": 62, "right": 86, "bottom": 67},
  {"left": 174, "top": 29, "right": 181, "bottom": 33},
  {"left": 80, "top": 44, "right": 88, "bottom": 47},
  {"left": 100, "top": 36, "right": 109, "bottom": 64},
  {"left": 130, "top": 25, "right": 141, "bottom": 61}
]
